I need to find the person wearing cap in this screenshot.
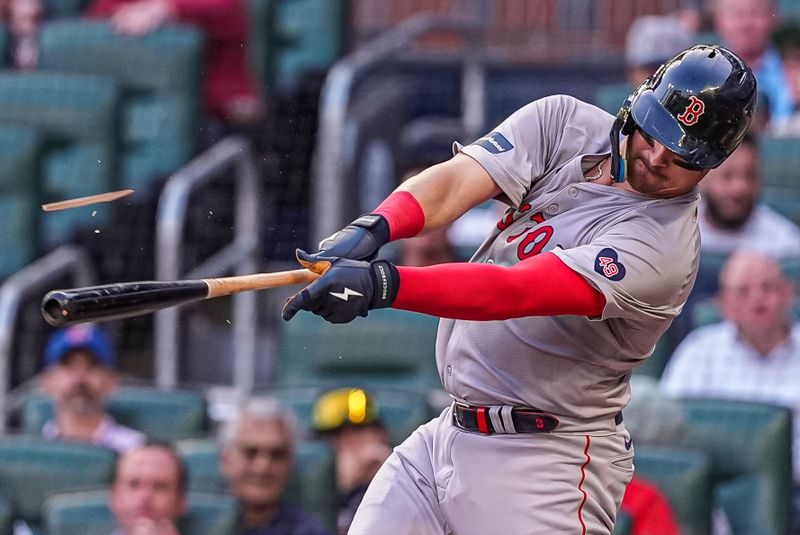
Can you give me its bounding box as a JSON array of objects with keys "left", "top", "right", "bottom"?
[
  {"left": 312, "top": 388, "right": 391, "bottom": 535},
  {"left": 625, "top": 15, "right": 695, "bottom": 87},
  {"left": 41, "top": 324, "right": 145, "bottom": 454}
]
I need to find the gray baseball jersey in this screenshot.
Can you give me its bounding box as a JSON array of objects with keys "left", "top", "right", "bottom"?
[
  {"left": 350, "top": 95, "right": 693, "bottom": 535},
  {"left": 441, "top": 94, "right": 700, "bottom": 420}
]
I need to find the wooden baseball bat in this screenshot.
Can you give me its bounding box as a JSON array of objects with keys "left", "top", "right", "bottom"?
[{"left": 41, "top": 268, "right": 323, "bottom": 327}]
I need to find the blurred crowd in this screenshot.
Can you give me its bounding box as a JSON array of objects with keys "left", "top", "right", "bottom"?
[
  {"left": 0, "top": 0, "right": 263, "bottom": 129},
  {"left": 0, "top": 0, "right": 799, "bottom": 534}
]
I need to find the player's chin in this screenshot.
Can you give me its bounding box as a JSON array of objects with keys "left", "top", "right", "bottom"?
[
  {"left": 629, "top": 160, "right": 674, "bottom": 198},
  {"left": 627, "top": 169, "right": 660, "bottom": 196}
]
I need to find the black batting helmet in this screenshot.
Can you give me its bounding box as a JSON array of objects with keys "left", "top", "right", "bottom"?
[{"left": 610, "top": 45, "right": 757, "bottom": 181}]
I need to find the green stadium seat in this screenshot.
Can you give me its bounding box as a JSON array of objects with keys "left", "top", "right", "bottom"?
[
  {"left": 38, "top": 20, "right": 204, "bottom": 192},
  {"left": 0, "top": 25, "right": 8, "bottom": 68},
  {"left": 44, "top": 0, "right": 90, "bottom": 19},
  {"left": 278, "top": 308, "right": 442, "bottom": 393},
  {"left": 779, "top": 0, "right": 800, "bottom": 22},
  {"left": 0, "top": 436, "right": 116, "bottom": 531},
  {"left": 632, "top": 332, "right": 673, "bottom": 378},
  {"left": 0, "top": 125, "right": 42, "bottom": 193},
  {"left": 174, "top": 438, "right": 227, "bottom": 494},
  {"left": 0, "top": 124, "right": 42, "bottom": 278},
  {"left": 633, "top": 446, "right": 713, "bottom": 535},
  {"left": 759, "top": 135, "right": 800, "bottom": 190},
  {"left": 690, "top": 297, "right": 721, "bottom": 329},
  {"left": 612, "top": 510, "right": 631, "bottom": 535},
  {"left": 175, "top": 437, "right": 336, "bottom": 528},
  {"left": 0, "top": 496, "right": 11, "bottom": 535},
  {"left": 246, "top": 0, "right": 275, "bottom": 95},
  {"left": 761, "top": 187, "right": 800, "bottom": 227},
  {"left": 0, "top": 193, "right": 39, "bottom": 279},
  {"left": 43, "top": 490, "right": 241, "bottom": 535},
  {"left": 247, "top": 0, "right": 345, "bottom": 93},
  {"left": 0, "top": 72, "right": 119, "bottom": 245},
  {"left": 284, "top": 440, "right": 337, "bottom": 528},
  {"left": 679, "top": 399, "right": 793, "bottom": 535},
  {"left": 20, "top": 387, "right": 209, "bottom": 441},
  {"left": 594, "top": 83, "right": 631, "bottom": 115}
]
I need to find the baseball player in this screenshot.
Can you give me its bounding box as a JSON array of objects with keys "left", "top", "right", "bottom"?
[{"left": 282, "top": 45, "right": 757, "bottom": 534}]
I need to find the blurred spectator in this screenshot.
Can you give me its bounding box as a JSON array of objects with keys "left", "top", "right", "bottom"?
[
  {"left": 110, "top": 442, "right": 187, "bottom": 535},
  {"left": 620, "top": 376, "right": 684, "bottom": 535},
  {"left": 8, "top": 0, "right": 43, "bottom": 70},
  {"left": 698, "top": 132, "right": 800, "bottom": 258},
  {"left": 219, "top": 396, "right": 330, "bottom": 535},
  {"left": 399, "top": 226, "right": 456, "bottom": 267},
  {"left": 621, "top": 478, "right": 681, "bottom": 535},
  {"left": 311, "top": 388, "right": 391, "bottom": 535},
  {"left": 86, "top": 0, "right": 263, "bottom": 128},
  {"left": 41, "top": 325, "right": 145, "bottom": 454},
  {"left": 673, "top": 0, "right": 707, "bottom": 34},
  {"left": 625, "top": 15, "right": 694, "bottom": 87},
  {"left": 771, "top": 23, "right": 800, "bottom": 136},
  {"left": 713, "top": 0, "right": 794, "bottom": 123},
  {"left": 660, "top": 250, "right": 800, "bottom": 485}
]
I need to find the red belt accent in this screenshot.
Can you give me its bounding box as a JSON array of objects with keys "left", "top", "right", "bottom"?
[{"left": 476, "top": 406, "right": 490, "bottom": 434}]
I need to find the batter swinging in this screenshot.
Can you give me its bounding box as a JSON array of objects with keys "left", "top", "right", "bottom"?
[{"left": 283, "top": 45, "right": 757, "bottom": 534}]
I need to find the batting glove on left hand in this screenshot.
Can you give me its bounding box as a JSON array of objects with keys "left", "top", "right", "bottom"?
[{"left": 282, "top": 250, "right": 399, "bottom": 324}]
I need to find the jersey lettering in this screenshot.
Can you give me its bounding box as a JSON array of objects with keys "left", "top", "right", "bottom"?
[
  {"left": 677, "top": 96, "right": 705, "bottom": 126},
  {"left": 529, "top": 212, "right": 545, "bottom": 224},
  {"left": 474, "top": 131, "right": 514, "bottom": 154},
  {"left": 517, "top": 226, "right": 554, "bottom": 259},
  {"left": 506, "top": 229, "right": 529, "bottom": 243},
  {"left": 497, "top": 205, "right": 535, "bottom": 231}
]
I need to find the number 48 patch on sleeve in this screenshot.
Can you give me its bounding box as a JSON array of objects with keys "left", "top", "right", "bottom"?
[{"left": 594, "top": 248, "right": 626, "bottom": 281}]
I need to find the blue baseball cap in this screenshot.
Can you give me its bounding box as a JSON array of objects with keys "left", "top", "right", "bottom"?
[{"left": 44, "top": 325, "right": 116, "bottom": 368}]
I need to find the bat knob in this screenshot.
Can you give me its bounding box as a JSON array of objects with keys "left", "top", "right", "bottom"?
[{"left": 42, "top": 291, "right": 71, "bottom": 327}]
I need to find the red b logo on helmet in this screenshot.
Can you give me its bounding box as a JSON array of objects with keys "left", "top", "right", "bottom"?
[{"left": 677, "top": 96, "right": 705, "bottom": 126}]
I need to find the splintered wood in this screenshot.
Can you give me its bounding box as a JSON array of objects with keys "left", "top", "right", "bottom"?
[{"left": 41, "top": 189, "right": 135, "bottom": 212}]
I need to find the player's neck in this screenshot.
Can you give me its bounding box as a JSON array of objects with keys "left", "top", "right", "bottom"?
[{"left": 584, "top": 156, "right": 613, "bottom": 186}]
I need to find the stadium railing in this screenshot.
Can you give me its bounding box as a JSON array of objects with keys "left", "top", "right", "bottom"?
[
  {"left": 0, "top": 245, "right": 95, "bottom": 433},
  {"left": 154, "top": 136, "right": 262, "bottom": 390},
  {"left": 311, "top": 14, "right": 485, "bottom": 244}
]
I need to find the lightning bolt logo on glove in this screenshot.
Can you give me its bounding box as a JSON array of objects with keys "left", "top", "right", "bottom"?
[
  {"left": 330, "top": 288, "right": 363, "bottom": 301},
  {"left": 282, "top": 249, "right": 399, "bottom": 324}
]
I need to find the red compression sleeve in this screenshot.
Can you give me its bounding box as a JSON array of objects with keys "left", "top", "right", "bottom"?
[
  {"left": 393, "top": 253, "right": 606, "bottom": 320},
  {"left": 372, "top": 191, "right": 425, "bottom": 241}
]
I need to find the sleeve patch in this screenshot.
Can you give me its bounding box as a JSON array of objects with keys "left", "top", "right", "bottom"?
[
  {"left": 473, "top": 132, "right": 514, "bottom": 154},
  {"left": 594, "top": 248, "right": 626, "bottom": 281}
]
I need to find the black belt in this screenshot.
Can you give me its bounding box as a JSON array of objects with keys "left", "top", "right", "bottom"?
[{"left": 452, "top": 402, "right": 623, "bottom": 435}]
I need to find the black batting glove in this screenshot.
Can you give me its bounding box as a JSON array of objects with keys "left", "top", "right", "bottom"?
[
  {"left": 282, "top": 250, "right": 399, "bottom": 324},
  {"left": 311, "top": 215, "right": 390, "bottom": 262}
]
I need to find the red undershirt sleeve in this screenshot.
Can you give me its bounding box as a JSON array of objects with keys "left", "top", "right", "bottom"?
[{"left": 392, "top": 252, "right": 606, "bottom": 320}]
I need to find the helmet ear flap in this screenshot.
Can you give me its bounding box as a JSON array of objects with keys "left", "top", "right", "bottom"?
[
  {"left": 620, "top": 111, "right": 636, "bottom": 136},
  {"left": 609, "top": 89, "right": 639, "bottom": 183}
]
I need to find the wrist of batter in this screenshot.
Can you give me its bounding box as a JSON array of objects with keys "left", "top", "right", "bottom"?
[
  {"left": 372, "top": 191, "right": 425, "bottom": 241},
  {"left": 369, "top": 260, "right": 399, "bottom": 309}
]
